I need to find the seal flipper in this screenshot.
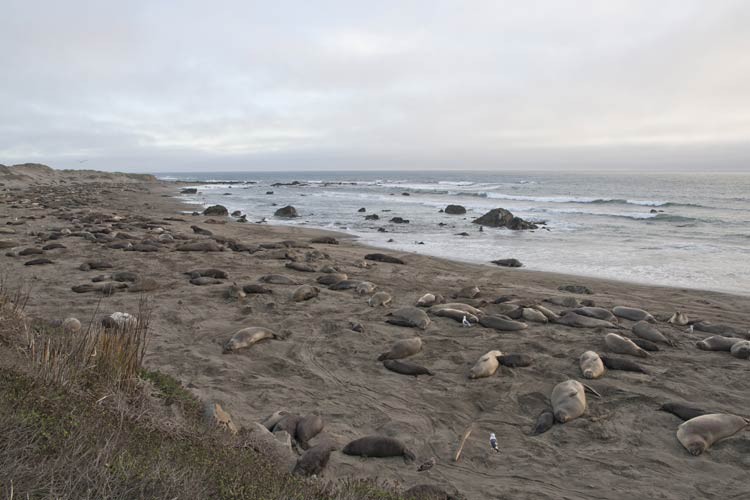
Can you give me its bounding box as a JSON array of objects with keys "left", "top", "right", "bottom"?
[{"left": 581, "top": 383, "right": 602, "bottom": 399}]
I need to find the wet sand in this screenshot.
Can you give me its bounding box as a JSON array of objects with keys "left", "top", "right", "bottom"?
[{"left": 1, "top": 165, "right": 749, "bottom": 500}]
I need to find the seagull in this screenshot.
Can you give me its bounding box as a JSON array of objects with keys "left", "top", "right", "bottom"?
[
  {"left": 686, "top": 325, "right": 694, "bottom": 333},
  {"left": 462, "top": 315, "right": 472, "bottom": 328}
]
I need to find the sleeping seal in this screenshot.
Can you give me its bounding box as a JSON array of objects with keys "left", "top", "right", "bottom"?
[
  {"left": 696, "top": 335, "right": 744, "bottom": 352},
  {"left": 295, "top": 414, "right": 324, "bottom": 449},
  {"left": 469, "top": 350, "right": 503, "bottom": 379},
  {"left": 572, "top": 307, "right": 618, "bottom": 323},
  {"left": 730, "top": 340, "right": 750, "bottom": 359},
  {"left": 522, "top": 308, "right": 548, "bottom": 323},
  {"left": 599, "top": 354, "right": 647, "bottom": 373},
  {"left": 604, "top": 333, "right": 649, "bottom": 358},
  {"left": 556, "top": 312, "right": 616, "bottom": 329},
  {"left": 632, "top": 321, "right": 673, "bottom": 345},
  {"left": 316, "top": 273, "right": 347, "bottom": 286},
  {"left": 377, "top": 338, "right": 423, "bottom": 361},
  {"left": 433, "top": 308, "right": 478, "bottom": 324},
  {"left": 293, "top": 443, "right": 337, "bottom": 476},
  {"left": 579, "top": 351, "right": 605, "bottom": 379},
  {"left": 259, "top": 274, "right": 300, "bottom": 285},
  {"left": 676, "top": 413, "right": 749, "bottom": 455},
  {"left": 292, "top": 284, "right": 320, "bottom": 302},
  {"left": 416, "top": 293, "right": 444, "bottom": 307},
  {"left": 612, "top": 306, "right": 655, "bottom": 323},
  {"left": 383, "top": 359, "right": 434, "bottom": 377},
  {"left": 386, "top": 307, "right": 431, "bottom": 329},
  {"left": 479, "top": 315, "right": 527, "bottom": 331},
  {"left": 342, "top": 436, "right": 416, "bottom": 462},
  {"left": 369, "top": 291, "right": 393, "bottom": 307},
  {"left": 551, "top": 379, "right": 586, "bottom": 423},
  {"left": 223, "top": 327, "right": 279, "bottom": 353},
  {"left": 659, "top": 402, "right": 709, "bottom": 421},
  {"left": 356, "top": 281, "right": 377, "bottom": 295}
]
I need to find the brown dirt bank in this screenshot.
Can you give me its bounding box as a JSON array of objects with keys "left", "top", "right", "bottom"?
[{"left": 1, "top": 168, "right": 748, "bottom": 500}]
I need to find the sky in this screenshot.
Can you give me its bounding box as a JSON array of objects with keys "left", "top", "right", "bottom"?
[{"left": 1, "top": 0, "right": 749, "bottom": 172}]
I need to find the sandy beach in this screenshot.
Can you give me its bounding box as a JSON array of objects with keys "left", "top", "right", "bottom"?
[{"left": 2, "top": 165, "right": 749, "bottom": 500}]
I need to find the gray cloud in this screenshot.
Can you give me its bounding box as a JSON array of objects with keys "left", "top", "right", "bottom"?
[{"left": 1, "top": 0, "right": 749, "bottom": 171}]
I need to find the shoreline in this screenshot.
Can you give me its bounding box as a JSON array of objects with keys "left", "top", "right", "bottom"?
[{"left": 2, "top": 168, "right": 749, "bottom": 500}]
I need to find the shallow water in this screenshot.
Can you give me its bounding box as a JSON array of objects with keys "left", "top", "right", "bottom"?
[{"left": 157, "top": 171, "right": 750, "bottom": 295}]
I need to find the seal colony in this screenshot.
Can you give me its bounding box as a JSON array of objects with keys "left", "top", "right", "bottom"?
[{"left": 2, "top": 166, "right": 749, "bottom": 500}]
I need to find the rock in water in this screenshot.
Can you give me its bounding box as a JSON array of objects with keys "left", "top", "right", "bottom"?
[
  {"left": 472, "top": 208, "right": 537, "bottom": 230},
  {"left": 274, "top": 205, "right": 299, "bottom": 217},
  {"left": 491, "top": 258, "right": 523, "bottom": 268},
  {"left": 203, "top": 205, "right": 228, "bottom": 216},
  {"left": 444, "top": 204, "right": 467, "bottom": 215}
]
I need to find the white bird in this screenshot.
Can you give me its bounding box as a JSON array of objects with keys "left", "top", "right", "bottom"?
[
  {"left": 686, "top": 325, "right": 694, "bottom": 333},
  {"left": 462, "top": 315, "right": 472, "bottom": 327}
]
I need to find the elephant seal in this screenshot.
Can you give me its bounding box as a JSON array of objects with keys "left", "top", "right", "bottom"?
[
  {"left": 293, "top": 443, "right": 337, "bottom": 476},
  {"left": 479, "top": 315, "right": 527, "bottom": 331},
  {"left": 364, "top": 253, "right": 405, "bottom": 264},
  {"left": 533, "top": 304, "right": 560, "bottom": 321},
  {"left": 668, "top": 311, "right": 689, "bottom": 326},
  {"left": 599, "top": 354, "right": 647, "bottom": 373},
  {"left": 696, "top": 335, "right": 744, "bottom": 352},
  {"left": 522, "top": 308, "right": 548, "bottom": 323},
  {"left": 383, "top": 359, "right": 434, "bottom": 377},
  {"left": 224, "top": 282, "right": 246, "bottom": 301},
  {"left": 272, "top": 414, "right": 301, "bottom": 435},
  {"left": 416, "top": 293, "right": 444, "bottom": 307},
  {"left": 433, "top": 308, "right": 478, "bottom": 324},
  {"left": 316, "top": 273, "right": 347, "bottom": 286},
  {"left": 544, "top": 296, "right": 582, "bottom": 308},
  {"left": 190, "top": 277, "right": 222, "bottom": 286},
  {"left": 259, "top": 274, "right": 300, "bottom": 285},
  {"left": 260, "top": 410, "right": 289, "bottom": 430},
  {"left": 329, "top": 279, "right": 362, "bottom": 290},
  {"left": 428, "top": 303, "right": 483, "bottom": 317},
  {"left": 631, "top": 338, "right": 660, "bottom": 352},
  {"left": 292, "top": 284, "right": 319, "bottom": 302},
  {"left": 579, "top": 351, "right": 605, "bottom": 379},
  {"left": 556, "top": 312, "right": 616, "bottom": 329},
  {"left": 187, "top": 268, "right": 228, "bottom": 279},
  {"left": 369, "top": 291, "right": 393, "bottom": 307},
  {"left": 223, "top": 327, "right": 279, "bottom": 353},
  {"left": 25, "top": 258, "right": 53, "bottom": 266},
  {"left": 551, "top": 380, "right": 586, "bottom": 423},
  {"left": 177, "top": 241, "right": 223, "bottom": 252},
  {"left": 454, "top": 285, "right": 480, "bottom": 299},
  {"left": 676, "top": 413, "right": 749, "bottom": 455},
  {"left": 612, "top": 306, "right": 655, "bottom": 323},
  {"left": 633, "top": 321, "right": 672, "bottom": 345},
  {"left": 497, "top": 353, "right": 532, "bottom": 368},
  {"left": 386, "top": 307, "right": 431, "bottom": 329},
  {"left": 342, "top": 436, "right": 416, "bottom": 462},
  {"left": 285, "top": 262, "right": 317, "bottom": 272},
  {"left": 378, "top": 338, "right": 423, "bottom": 361},
  {"left": 572, "top": 307, "right": 618, "bottom": 323},
  {"left": 243, "top": 284, "right": 272, "bottom": 294},
  {"left": 604, "top": 333, "right": 649, "bottom": 358},
  {"left": 693, "top": 321, "right": 743, "bottom": 335},
  {"left": 469, "top": 350, "right": 503, "bottom": 379},
  {"left": 62, "top": 317, "right": 82, "bottom": 333},
  {"left": 356, "top": 281, "right": 377, "bottom": 295},
  {"left": 403, "top": 484, "right": 461, "bottom": 500},
  {"left": 659, "top": 402, "right": 709, "bottom": 421},
  {"left": 296, "top": 415, "right": 324, "bottom": 449},
  {"left": 531, "top": 410, "right": 555, "bottom": 435},
  {"left": 730, "top": 340, "right": 750, "bottom": 359}
]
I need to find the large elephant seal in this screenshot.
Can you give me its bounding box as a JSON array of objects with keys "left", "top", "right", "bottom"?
[
  {"left": 342, "top": 436, "right": 416, "bottom": 462},
  {"left": 730, "top": 340, "right": 750, "bottom": 359},
  {"left": 604, "top": 333, "right": 649, "bottom": 358},
  {"left": 378, "top": 338, "right": 423, "bottom": 361},
  {"left": 572, "top": 307, "right": 618, "bottom": 323},
  {"left": 386, "top": 307, "right": 431, "bottom": 329},
  {"left": 469, "top": 350, "right": 503, "bottom": 379},
  {"left": 416, "top": 293, "right": 444, "bottom": 307},
  {"left": 292, "top": 284, "right": 319, "bottom": 302},
  {"left": 296, "top": 414, "right": 324, "bottom": 449},
  {"left": 579, "top": 351, "right": 605, "bottom": 379},
  {"left": 479, "top": 315, "right": 527, "bottom": 331},
  {"left": 676, "top": 413, "right": 749, "bottom": 455},
  {"left": 612, "top": 306, "right": 655, "bottom": 323},
  {"left": 632, "top": 321, "right": 672, "bottom": 345},
  {"left": 599, "top": 354, "right": 647, "bottom": 373},
  {"left": 556, "top": 312, "right": 616, "bottom": 329},
  {"left": 223, "top": 327, "right": 279, "bottom": 353},
  {"left": 696, "top": 335, "right": 744, "bottom": 352},
  {"left": 428, "top": 303, "right": 483, "bottom": 317},
  {"left": 433, "top": 308, "right": 478, "bottom": 324},
  {"left": 551, "top": 380, "right": 586, "bottom": 423},
  {"left": 368, "top": 291, "right": 392, "bottom": 307},
  {"left": 293, "top": 442, "right": 337, "bottom": 476},
  {"left": 383, "top": 359, "right": 434, "bottom": 377},
  {"left": 659, "top": 402, "right": 709, "bottom": 421}
]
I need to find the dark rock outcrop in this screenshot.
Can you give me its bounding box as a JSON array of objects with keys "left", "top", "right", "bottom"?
[
  {"left": 492, "top": 258, "right": 523, "bottom": 268},
  {"left": 472, "top": 208, "right": 537, "bottom": 230},
  {"left": 445, "top": 204, "right": 467, "bottom": 215},
  {"left": 203, "top": 205, "right": 228, "bottom": 216},
  {"left": 274, "top": 205, "right": 299, "bottom": 218}
]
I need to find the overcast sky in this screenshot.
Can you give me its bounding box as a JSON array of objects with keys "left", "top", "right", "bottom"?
[{"left": 1, "top": 1, "right": 749, "bottom": 172}]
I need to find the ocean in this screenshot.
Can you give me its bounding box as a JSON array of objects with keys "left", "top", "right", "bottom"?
[{"left": 156, "top": 171, "right": 750, "bottom": 295}]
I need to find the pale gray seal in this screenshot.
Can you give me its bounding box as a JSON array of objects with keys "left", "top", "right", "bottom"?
[
  {"left": 612, "top": 306, "right": 655, "bottom": 323},
  {"left": 416, "top": 293, "right": 444, "bottom": 307},
  {"left": 369, "top": 291, "right": 393, "bottom": 307},
  {"left": 479, "top": 315, "right": 527, "bottom": 331},
  {"left": 378, "top": 338, "right": 423, "bottom": 361},
  {"left": 533, "top": 304, "right": 560, "bottom": 321},
  {"left": 383, "top": 359, "right": 434, "bottom": 377},
  {"left": 556, "top": 312, "right": 616, "bottom": 329},
  {"left": 342, "top": 436, "right": 416, "bottom": 461},
  {"left": 522, "top": 308, "right": 548, "bottom": 323},
  {"left": 579, "top": 351, "right": 605, "bottom": 379},
  {"left": 187, "top": 268, "right": 228, "bottom": 279},
  {"left": 469, "top": 350, "right": 503, "bottom": 379},
  {"left": 386, "top": 307, "right": 430, "bottom": 329},
  {"left": 328, "top": 279, "right": 361, "bottom": 290},
  {"left": 454, "top": 285, "right": 480, "bottom": 299},
  {"left": 667, "top": 311, "right": 689, "bottom": 326},
  {"left": 433, "top": 308, "right": 478, "bottom": 324},
  {"left": 572, "top": 307, "right": 618, "bottom": 323},
  {"left": 259, "top": 274, "right": 300, "bottom": 285},
  {"left": 599, "top": 354, "right": 647, "bottom": 373},
  {"left": 223, "top": 327, "right": 280, "bottom": 353},
  {"left": 632, "top": 321, "right": 673, "bottom": 345},
  {"left": 551, "top": 379, "right": 586, "bottom": 423},
  {"left": 356, "top": 281, "right": 377, "bottom": 295},
  {"left": 696, "top": 335, "right": 743, "bottom": 352},
  {"left": 285, "top": 262, "right": 317, "bottom": 272},
  {"left": 676, "top": 413, "right": 749, "bottom": 455},
  {"left": 62, "top": 317, "right": 82, "bottom": 333},
  {"left": 317, "top": 273, "right": 347, "bottom": 286},
  {"left": 604, "top": 333, "right": 649, "bottom": 358},
  {"left": 730, "top": 340, "right": 750, "bottom": 359},
  {"left": 428, "top": 303, "right": 483, "bottom": 317},
  {"left": 292, "top": 285, "right": 319, "bottom": 302}
]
